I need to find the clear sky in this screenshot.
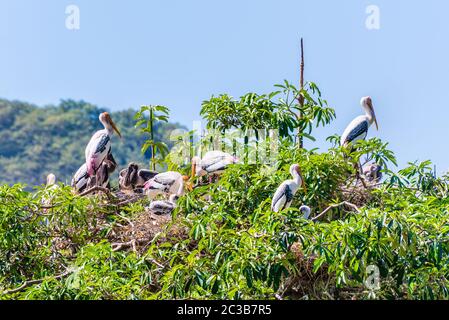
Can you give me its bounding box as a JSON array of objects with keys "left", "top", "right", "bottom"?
[{"left": 1, "top": 0, "right": 448, "bottom": 171}]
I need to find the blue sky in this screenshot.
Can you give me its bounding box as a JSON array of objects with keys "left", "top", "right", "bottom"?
[{"left": 1, "top": 0, "right": 448, "bottom": 171}]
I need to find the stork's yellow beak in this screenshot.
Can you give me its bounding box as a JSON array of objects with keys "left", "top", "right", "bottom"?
[
  {"left": 302, "top": 180, "right": 307, "bottom": 193},
  {"left": 367, "top": 100, "right": 378, "bottom": 131},
  {"left": 111, "top": 120, "right": 122, "bottom": 138},
  {"left": 296, "top": 166, "right": 307, "bottom": 193}
]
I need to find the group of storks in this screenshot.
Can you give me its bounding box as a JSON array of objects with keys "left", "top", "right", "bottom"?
[{"left": 44, "top": 96, "right": 381, "bottom": 217}]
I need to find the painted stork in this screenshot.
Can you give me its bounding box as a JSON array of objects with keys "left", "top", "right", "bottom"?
[
  {"left": 119, "top": 163, "right": 158, "bottom": 192},
  {"left": 363, "top": 163, "right": 383, "bottom": 183},
  {"left": 149, "top": 194, "right": 178, "bottom": 215},
  {"left": 271, "top": 164, "right": 306, "bottom": 213},
  {"left": 143, "top": 171, "right": 189, "bottom": 199},
  {"left": 46, "top": 173, "right": 57, "bottom": 190},
  {"left": 192, "top": 150, "right": 238, "bottom": 182},
  {"left": 42, "top": 173, "right": 59, "bottom": 210},
  {"left": 72, "top": 152, "right": 117, "bottom": 193},
  {"left": 340, "top": 96, "right": 378, "bottom": 148},
  {"left": 85, "top": 112, "right": 121, "bottom": 177},
  {"left": 299, "top": 205, "right": 311, "bottom": 220}
]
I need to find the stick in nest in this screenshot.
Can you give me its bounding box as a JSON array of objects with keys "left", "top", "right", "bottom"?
[
  {"left": 78, "top": 186, "right": 113, "bottom": 199},
  {"left": 312, "top": 201, "right": 361, "bottom": 222}
]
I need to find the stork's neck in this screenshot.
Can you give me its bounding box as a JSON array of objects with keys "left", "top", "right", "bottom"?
[
  {"left": 101, "top": 120, "right": 114, "bottom": 135},
  {"left": 291, "top": 170, "right": 302, "bottom": 185},
  {"left": 363, "top": 104, "right": 375, "bottom": 125}
]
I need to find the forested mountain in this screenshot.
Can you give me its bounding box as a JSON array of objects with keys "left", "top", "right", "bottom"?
[{"left": 0, "top": 99, "right": 184, "bottom": 187}]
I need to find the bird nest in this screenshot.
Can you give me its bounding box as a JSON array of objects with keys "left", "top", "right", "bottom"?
[
  {"left": 107, "top": 209, "right": 189, "bottom": 254},
  {"left": 339, "top": 179, "right": 380, "bottom": 208}
]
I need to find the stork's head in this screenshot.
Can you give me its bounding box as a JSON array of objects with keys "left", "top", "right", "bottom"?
[
  {"left": 299, "top": 205, "right": 311, "bottom": 220},
  {"left": 360, "top": 96, "right": 378, "bottom": 130},
  {"left": 99, "top": 112, "right": 122, "bottom": 138},
  {"left": 46, "top": 173, "right": 56, "bottom": 186},
  {"left": 290, "top": 164, "right": 307, "bottom": 192}
]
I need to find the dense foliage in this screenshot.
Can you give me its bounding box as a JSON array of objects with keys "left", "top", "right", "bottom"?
[
  {"left": 0, "top": 99, "right": 184, "bottom": 187},
  {"left": 1, "top": 81, "right": 449, "bottom": 300}
]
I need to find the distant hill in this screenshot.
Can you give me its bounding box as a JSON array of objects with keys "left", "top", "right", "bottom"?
[{"left": 0, "top": 99, "right": 185, "bottom": 187}]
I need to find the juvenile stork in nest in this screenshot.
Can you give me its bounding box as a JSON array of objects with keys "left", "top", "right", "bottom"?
[
  {"left": 192, "top": 150, "right": 238, "bottom": 183},
  {"left": 363, "top": 163, "right": 383, "bottom": 183},
  {"left": 149, "top": 194, "right": 179, "bottom": 215},
  {"left": 271, "top": 164, "right": 307, "bottom": 213},
  {"left": 119, "top": 163, "right": 158, "bottom": 193},
  {"left": 143, "top": 171, "right": 191, "bottom": 200}
]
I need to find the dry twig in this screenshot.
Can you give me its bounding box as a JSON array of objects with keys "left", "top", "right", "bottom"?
[
  {"left": 312, "top": 201, "right": 361, "bottom": 222},
  {"left": 2, "top": 269, "right": 73, "bottom": 295}
]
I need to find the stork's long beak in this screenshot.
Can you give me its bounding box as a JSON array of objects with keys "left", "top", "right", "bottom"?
[
  {"left": 368, "top": 101, "right": 379, "bottom": 130},
  {"left": 373, "top": 114, "right": 379, "bottom": 131},
  {"left": 296, "top": 166, "right": 307, "bottom": 193},
  {"left": 111, "top": 120, "right": 122, "bottom": 138},
  {"left": 302, "top": 180, "right": 307, "bottom": 193}
]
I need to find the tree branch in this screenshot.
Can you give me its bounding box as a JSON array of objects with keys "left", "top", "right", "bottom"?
[
  {"left": 78, "top": 186, "right": 112, "bottom": 198},
  {"left": 312, "top": 201, "right": 361, "bottom": 222},
  {"left": 297, "top": 37, "right": 305, "bottom": 149},
  {"left": 2, "top": 269, "right": 73, "bottom": 295}
]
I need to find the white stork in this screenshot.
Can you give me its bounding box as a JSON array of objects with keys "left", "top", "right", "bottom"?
[
  {"left": 149, "top": 194, "right": 178, "bottom": 215},
  {"left": 340, "top": 96, "right": 379, "bottom": 148},
  {"left": 192, "top": 150, "right": 238, "bottom": 182},
  {"left": 143, "top": 171, "right": 189, "bottom": 200},
  {"left": 119, "top": 163, "right": 158, "bottom": 192},
  {"left": 85, "top": 112, "right": 121, "bottom": 177},
  {"left": 271, "top": 164, "right": 306, "bottom": 213}
]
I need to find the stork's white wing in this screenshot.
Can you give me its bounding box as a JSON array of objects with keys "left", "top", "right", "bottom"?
[
  {"left": 85, "top": 130, "right": 111, "bottom": 174},
  {"left": 153, "top": 172, "right": 182, "bottom": 187},
  {"left": 341, "top": 116, "right": 369, "bottom": 146}
]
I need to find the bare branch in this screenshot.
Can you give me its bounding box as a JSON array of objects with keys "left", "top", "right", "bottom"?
[
  {"left": 78, "top": 186, "right": 112, "bottom": 198},
  {"left": 312, "top": 201, "right": 361, "bottom": 222},
  {"left": 2, "top": 269, "right": 73, "bottom": 295}
]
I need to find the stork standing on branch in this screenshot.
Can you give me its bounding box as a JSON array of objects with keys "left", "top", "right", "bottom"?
[
  {"left": 340, "top": 96, "right": 378, "bottom": 148},
  {"left": 119, "top": 163, "right": 158, "bottom": 192},
  {"left": 271, "top": 164, "right": 307, "bottom": 213},
  {"left": 85, "top": 112, "right": 121, "bottom": 177}
]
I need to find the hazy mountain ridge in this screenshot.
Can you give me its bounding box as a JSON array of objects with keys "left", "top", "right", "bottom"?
[{"left": 0, "top": 98, "right": 185, "bottom": 186}]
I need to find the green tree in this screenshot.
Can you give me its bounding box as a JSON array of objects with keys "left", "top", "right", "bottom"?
[{"left": 134, "top": 105, "right": 170, "bottom": 171}]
